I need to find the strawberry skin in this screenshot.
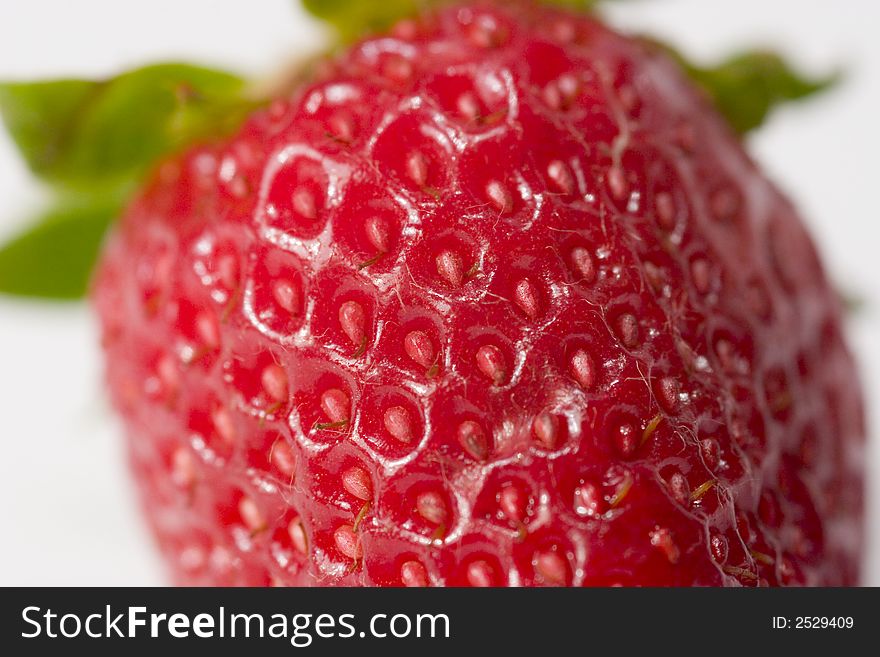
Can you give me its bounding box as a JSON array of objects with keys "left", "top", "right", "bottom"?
[{"left": 94, "top": 2, "right": 864, "bottom": 586}]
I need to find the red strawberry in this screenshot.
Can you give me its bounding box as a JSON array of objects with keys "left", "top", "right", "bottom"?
[{"left": 93, "top": 1, "right": 863, "bottom": 586}]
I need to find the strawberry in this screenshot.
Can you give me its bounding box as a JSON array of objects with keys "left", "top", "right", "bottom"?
[{"left": 4, "top": 1, "right": 864, "bottom": 586}]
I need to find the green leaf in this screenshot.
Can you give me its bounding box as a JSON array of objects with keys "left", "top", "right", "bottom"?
[
  {"left": 302, "top": 0, "right": 423, "bottom": 41},
  {"left": 541, "top": 0, "right": 614, "bottom": 9},
  {"left": 0, "top": 80, "right": 97, "bottom": 182},
  {"left": 842, "top": 291, "right": 866, "bottom": 315},
  {"left": 0, "top": 63, "right": 257, "bottom": 300},
  {"left": 671, "top": 50, "right": 838, "bottom": 133},
  {"left": 0, "top": 63, "right": 252, "bottom": 190},
  {"left": 0, "top": 199, "right": 120, "bottom": 299}
]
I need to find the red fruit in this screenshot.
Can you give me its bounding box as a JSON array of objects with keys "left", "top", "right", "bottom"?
[{"left": 94, "top": 2, "right": 863, "bottom": 586}]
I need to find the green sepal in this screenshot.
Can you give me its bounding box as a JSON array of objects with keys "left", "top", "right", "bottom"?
[
  {"left": 302, "top": 0, "right": 426, "bottom": 42},
  {"left": 541, "top": 1, "right": 608, "bottom": 9},
  {"left": 0, "top": 63, "right": 255, "bottom": 300},
  {"left": 0, "top": 63, "right": 252, "bottom": 191},
  {"left": 666, "top": 48, "right": 839, "bottom": 134},
  {"left": 0, "top": 196, "right": 123, "bottom": 299}
]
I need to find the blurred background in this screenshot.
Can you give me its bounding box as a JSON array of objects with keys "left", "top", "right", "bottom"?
[{"left": 0, "top": 0, "right": 877, "bottom": 585}]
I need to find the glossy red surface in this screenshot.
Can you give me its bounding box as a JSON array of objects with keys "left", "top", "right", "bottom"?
[{"left": 94, "top": 2, "right": 863, "bottom": 586}]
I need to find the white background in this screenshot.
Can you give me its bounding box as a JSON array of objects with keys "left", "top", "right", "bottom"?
[{"left": 0, "top": 0, "right": 877, "bottom": 585}]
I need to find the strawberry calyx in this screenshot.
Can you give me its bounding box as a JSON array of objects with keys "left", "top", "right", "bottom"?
[
  {"left": 0, "top": 0, "right": 836, "bottom": 300},
  {"left": 0, "top": 63, "right": 256, "bottom": 298},
  {"left": 654, "top": 45, "right": 839, "bottom": 134}
]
